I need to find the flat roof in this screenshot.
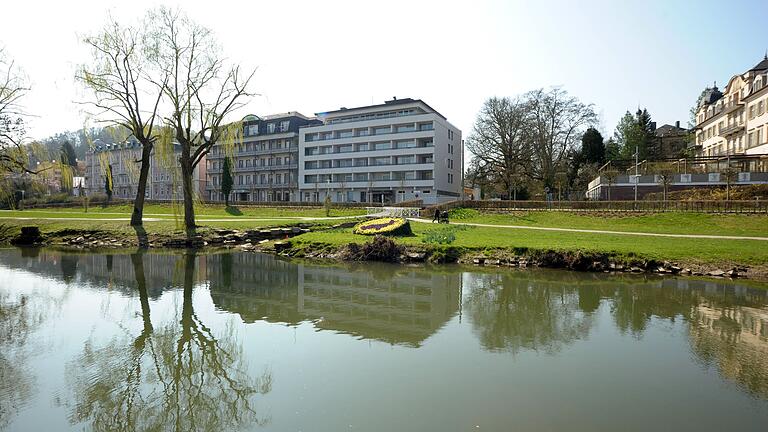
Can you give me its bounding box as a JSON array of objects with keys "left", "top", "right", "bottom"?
[{"left": 317, "top": 98, "right": 447, "bottom": 120}]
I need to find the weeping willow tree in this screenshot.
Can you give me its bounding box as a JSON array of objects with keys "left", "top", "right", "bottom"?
[
  {"left": 77, "top": 15, "right": 169, "bottom": 227},
  {"left": 150, "top": 7, "right": 255, "bottom": 230}
]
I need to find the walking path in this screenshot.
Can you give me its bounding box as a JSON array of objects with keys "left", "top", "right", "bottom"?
[{"left": 407, "top": 218, "right": 768, "bottom": 241}]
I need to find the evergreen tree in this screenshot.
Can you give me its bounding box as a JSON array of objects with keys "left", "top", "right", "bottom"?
[
  {"left": 104, "top": 164, "right": 113, "bottom": 202},
  {"left": 221, "top": 157, "right": 233, "bottom": 207},
  {"left": 580, "top": 127, "right": 605, "bottom": 164},
  {"left": 605, "top": 138, "right": 621, "bottom": 161}
]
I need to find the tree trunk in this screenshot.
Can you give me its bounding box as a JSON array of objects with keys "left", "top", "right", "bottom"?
[
  {"left": 130, "top": 143, "right": 153, "bottom": 226},
  {"left": 180, "top": 146, "right": 196, "bottom": 230}
]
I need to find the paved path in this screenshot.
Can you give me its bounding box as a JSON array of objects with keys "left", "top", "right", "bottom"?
[{"left": 407, "top": 218, "right": 768, "bottom": 241}]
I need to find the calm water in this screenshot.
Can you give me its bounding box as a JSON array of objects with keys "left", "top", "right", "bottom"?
[{"left": 1, "top": 248, "right": 768, "bottom": 431}]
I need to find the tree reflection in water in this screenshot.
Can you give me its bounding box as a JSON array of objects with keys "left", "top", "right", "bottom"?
[
  {"left": 65, "top": 251, "right": 272, "bottom": 432},
  {"left": 0, "top": 293, "right": 38, "bottom": 429},
  {"left": 464, "top": 272, "right": 595, "bottom": 354}
]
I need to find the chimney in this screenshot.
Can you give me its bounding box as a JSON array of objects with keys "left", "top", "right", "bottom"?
[{"left": 675, "top": 120, "right": 680, "bottom": 128}]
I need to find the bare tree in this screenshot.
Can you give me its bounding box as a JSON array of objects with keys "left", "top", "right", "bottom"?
[
  {"left": 151, "top": 7, "right": 256, "bottom": 230},
  {"left": 655, "top": 164, "right": 675, "bottom": 204},
  {"left": 602, "top": 169, "right": 618, "bottom": 201},
  {"left": 0, "top": 48, "right": 34, "bottom": 174},
  {"left": 78, "top": 17, "right": 169, "bottom": 227},
  {"left": 526, "top": 87, "right": 596, "bottom": 189},
  {"left": 721, "top": 167, "right": 738, "bottom": 201},
  {"left": 466, "top": 96, "right": 531, "bottom": 200}
]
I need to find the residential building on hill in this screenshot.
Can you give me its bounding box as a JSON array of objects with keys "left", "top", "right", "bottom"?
[
  {"left": 205, "top": 112, "right": 321, "bottom": 203},
  {"left": 298, "top": 98, "right": 462, "bottom": 204},
  {"left": 693, "top": 55, "right": 768, "bottom": 157},
  {"left": 653, "top": 121, "right": 690, "bottom": 159}
]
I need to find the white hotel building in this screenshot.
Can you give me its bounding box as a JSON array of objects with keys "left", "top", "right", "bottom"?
[{"left": 298, "top": 98, "right": 462, "bottom": 205}]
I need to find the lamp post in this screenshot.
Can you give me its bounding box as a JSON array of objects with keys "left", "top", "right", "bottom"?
[{"left": 634, "top": 145, "right": 638, "bottom": 203}]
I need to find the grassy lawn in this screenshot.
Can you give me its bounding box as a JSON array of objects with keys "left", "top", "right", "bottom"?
[
  {"left": 292, "top": 220, "right": 768, "bottom": 265},
  {"left": 447, "top": 209, "right": 768, "bottom": 237}
]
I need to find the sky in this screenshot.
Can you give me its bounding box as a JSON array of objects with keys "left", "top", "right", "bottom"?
[{"left": 1, "top": 0, "right": 767, "bottom": 144}]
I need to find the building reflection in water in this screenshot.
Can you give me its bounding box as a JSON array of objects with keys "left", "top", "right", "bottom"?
[{"left": 206, "top": 253, "right": 461, "bottom": 347}]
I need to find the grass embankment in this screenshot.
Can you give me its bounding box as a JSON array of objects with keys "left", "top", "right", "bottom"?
[
  {"left": 0, "top": 204, "right": 367, "bottom": 244},
  {"left": 445, "top": 208, "right": 768, "bottom": 237},
  {"left": 2, "top": 205, "right": 768, "bottom": 269},
  {"left": 291, "top": 210, "right": 768, "bottom": 266}
]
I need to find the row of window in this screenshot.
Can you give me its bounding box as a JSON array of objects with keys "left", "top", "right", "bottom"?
[
  {"left": 326, "top": 108, "right": 418, "bottom": 125},
  {"left": 209, "top": 156, "right": 296, "bottom": 170},
  {"left": 304, "top": 154, "right": 434, "bottom": 170},
  {"left": 244, "top": 120, "right": 291, "bottom": 137},
  {"left": 304, "top": 122, "right": 434, "bottom": 141},
  {"left": 304, "top": 170, "right": 434, "bottom": 183},
  {"left": 748, "top": 99, "right": 766, "bottom": 120},
  {"left": 305, "top": 139, "right": 434, "bottom": 156},
  {"left": 211, "top": 139, "right": 297, "bottom": 155},
  {"left": 209, "top": 173, "right": 295, "bottom": 186}
]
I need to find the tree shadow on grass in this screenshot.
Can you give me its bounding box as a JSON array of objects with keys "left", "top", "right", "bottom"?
[{"left": 225, "top": 206, "right": 243, "bottom": 216}]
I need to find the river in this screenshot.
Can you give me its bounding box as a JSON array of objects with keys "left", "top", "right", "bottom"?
[{"left": 1, "top": 248, "right": 767, "bottom": 431}]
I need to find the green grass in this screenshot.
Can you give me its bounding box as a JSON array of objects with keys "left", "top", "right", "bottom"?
[
  {"left": 446, "top": 210, "right": 768, "bottom": 237},
  {"left": 292, "top": 220, "right": 768, "bottom": 265}
]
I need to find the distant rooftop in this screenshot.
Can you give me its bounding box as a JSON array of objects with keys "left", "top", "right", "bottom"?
[{"left": 317, "top": 97, "right": 447, "bottom": 121}]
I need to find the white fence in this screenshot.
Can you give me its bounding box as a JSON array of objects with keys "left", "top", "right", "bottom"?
[{"left": 366, "top": 207, "right": 421, "bottom": 218}]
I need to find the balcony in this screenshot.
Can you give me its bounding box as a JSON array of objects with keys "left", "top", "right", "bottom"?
[
  {"left": 719, "top": 123, "right": 745, "bottom": 137},
  {"left": 722, "top": 100, "right": 743, "bottom": 114}
]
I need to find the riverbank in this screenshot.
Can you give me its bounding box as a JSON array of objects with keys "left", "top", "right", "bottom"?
[{"left": 1, "top": 206, "right": 767, "bottom": 282}]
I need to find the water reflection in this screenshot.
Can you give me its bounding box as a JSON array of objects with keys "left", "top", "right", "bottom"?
[
  {"left": 63, "top": 251, "right": 272, "bottom": 432},
  {"left": 463, "top": 272, "right": 595, "bottom": 354},
  {"left": 1, "top": 249, "right": 768, "bottom": 430},
  {"left": 206, "top": 253, "right": 461, "bottom": 347}
]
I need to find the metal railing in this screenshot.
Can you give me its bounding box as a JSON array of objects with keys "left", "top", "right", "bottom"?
[{"left": 426, "top": 199, "right": 768, "bottom": 213}]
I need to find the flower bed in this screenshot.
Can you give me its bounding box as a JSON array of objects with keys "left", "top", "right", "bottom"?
[{"left": 352, "top": 217, "right": 412, "bottom": 236}]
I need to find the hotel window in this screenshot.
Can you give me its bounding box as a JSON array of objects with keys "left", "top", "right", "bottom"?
[
  {"left": 284, "top": 156, "right": 290, "bottom": 165},
  {"left": 267, "top": 123, "right": 276, "bottom": 133},
  {"left": 373, "top": 126, "right": 390, "bottom": 135},
  {"left": 356, "top": 143, "right": 369, "bottom": 151},
  {"left": 759, "top": 100, "right": 765, "bottom": 116},
  {"left": 372, "top": 142, "right": 390, "bottom": 151},
  {"left": 305, "top": 147, "right": 319, "bottom": 156},
  {"left": 356, "top": 128, "right": 370, "bottom": 137},
  {"left": 338, "top": 130, "right": 353, "bottom": 138},
  {"left": 395, "top": 124, "right": 415, "bottom": 133},
  {"left": 418, "top": 122, "right": 434, "bottom": 131},
  {"left": 372, "top": 156, "right": 390, "bottom": 166},
  {"left": 280, "top": 121, "right": 290, "bottom": 131}
]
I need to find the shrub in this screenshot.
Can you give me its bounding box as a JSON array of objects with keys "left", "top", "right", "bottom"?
[
  {"left": 448, "top": 208, "right": 479, "bottom": 220},
  {"left": 342, "top": 235, "right": 403, "bottom": 262},
  {"left": 353, "top": 217, "right": 412, "bottom": 236},
  {"left": 421, "top": 225, "right": 467, "bottom": 245}
]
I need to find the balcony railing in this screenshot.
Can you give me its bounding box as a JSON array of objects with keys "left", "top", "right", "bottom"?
[{"left": 719, "top": 123, "right": 745, "bottom": 136}]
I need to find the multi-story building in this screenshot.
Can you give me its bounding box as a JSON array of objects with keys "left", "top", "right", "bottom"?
[
  {"left": 693, "top": 55, "right": 768, "bottom": 157},
  {"left": 84, "top": 139, "right": 206, "bottom": 201},
  {"left": 298, "top": 98, "right": 462, "bottom": 204},
  {"left": 205, "top": 113, "right": 320, "bottom": 203}
]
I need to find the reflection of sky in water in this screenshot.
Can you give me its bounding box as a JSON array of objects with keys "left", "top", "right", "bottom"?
[{"left": 0, "top": 249, "right": 767, "bottom": 432}]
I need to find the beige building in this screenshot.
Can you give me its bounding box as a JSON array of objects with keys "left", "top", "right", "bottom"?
[
  {"left": 694, "top": 55, "right": 768, "bottom": 157},
  {"left": 84, "top": 139, "right": 206, "bottom": 201}
]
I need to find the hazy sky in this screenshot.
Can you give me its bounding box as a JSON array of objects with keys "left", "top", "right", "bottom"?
[{"left": 1, "top": 0, "right": 767, "bottom": 142}]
